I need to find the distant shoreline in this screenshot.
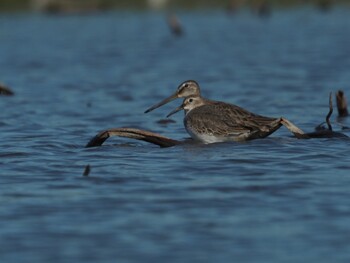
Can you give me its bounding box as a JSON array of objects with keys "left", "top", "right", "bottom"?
[{"left": 0, "top": 0, "right": 349, "bottom": 12}]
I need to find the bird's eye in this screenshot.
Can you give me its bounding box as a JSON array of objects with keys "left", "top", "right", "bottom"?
[
  {"left": 189, "top": 98, "right": 193, "bottom": 103},
  {"left": 184, "top": 84, "right": 188, "bottom": 88}
]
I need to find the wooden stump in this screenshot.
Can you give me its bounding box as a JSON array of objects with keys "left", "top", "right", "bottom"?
[{"left": 336, "top": 90, "right": 349, "bottom": 118}]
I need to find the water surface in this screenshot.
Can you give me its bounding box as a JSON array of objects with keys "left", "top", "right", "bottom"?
[{"left": 1, "top": 8, "right": 350, "bottom": 263}]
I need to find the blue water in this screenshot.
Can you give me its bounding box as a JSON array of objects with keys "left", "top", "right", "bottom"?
[{"left": 1, "top": 8, "right": 350, "bottom": 263}]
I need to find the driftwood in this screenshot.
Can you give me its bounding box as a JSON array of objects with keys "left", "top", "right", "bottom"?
[
  {"left": 0, "top": 83, "right": 14, "bottom": 96},
  {"left": 280, "top": 118, "right": 308, "bottom": 139},
  {"left": 83, "top": 165, "right": 90, "bottom": 176},
  {"left": 86, "top": 128, "right": 181, "bottom": 148},
  {"left": 310, "top": 92, "right": 348, "bottom": 138},
  {"left": 336, "top": 90, "right": 348, "bottom": 118}
]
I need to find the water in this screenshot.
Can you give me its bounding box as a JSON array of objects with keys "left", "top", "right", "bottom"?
[{"left": 1, "top": 8, "right": 350, "bottom": 263}]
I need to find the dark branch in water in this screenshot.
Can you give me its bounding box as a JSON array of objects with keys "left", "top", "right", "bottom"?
[
  {"left": 83, "top": 165, "right": 90, "bottom": 176},
  {"left": 0, "top": 83, "right": 14, "bottom": 96},
  {"left": 308, "top": 92, "right": 348, "bottom": 138},
  {"left": 86, "top": 128, "right": 181, "bottom": 148},
  {"left": 336, "top": 90, "right": 349, "bottom": 117},
  {"left": 326, "top": 92, "right": 333, "bottom": 131}
]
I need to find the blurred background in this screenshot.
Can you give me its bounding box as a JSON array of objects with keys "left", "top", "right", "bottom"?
[{"left": 0, "top": 0, "right": 348, "bottom": 12}]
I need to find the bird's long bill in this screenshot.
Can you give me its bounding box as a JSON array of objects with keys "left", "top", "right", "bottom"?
[
  {"left": 166, "top": 105, "right": 183, "bottom": 118},
  {"left": 144, "top": 93, "right": 178, "bottom": 113}
]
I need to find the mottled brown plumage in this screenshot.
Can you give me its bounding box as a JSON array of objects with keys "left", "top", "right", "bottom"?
[
  {"left": 168, "top": 96, "right": 305, "bottom": 143},
  {"left": 146, "top": 80, "right": 306, "bottom": 142}
]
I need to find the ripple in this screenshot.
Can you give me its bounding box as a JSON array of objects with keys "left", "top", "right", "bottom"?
[{"left": 2, "top": 10, "right": 350, "bottom": 263}]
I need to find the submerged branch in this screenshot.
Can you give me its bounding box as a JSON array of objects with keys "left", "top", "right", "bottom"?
[
  {"left": 326, "top": 92, "right": 333, "bottom": 131},
  {"left": 308, "top": 91, "right": 348, "bottom": 138},
  {"left": 86, "top": 128, "right": 181, "bottom": 148}
]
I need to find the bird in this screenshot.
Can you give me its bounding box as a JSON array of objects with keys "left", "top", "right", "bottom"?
[
  {"left": 145, "top": 80, "right": 306, "bottom": 142},
  {"left": 167, "top": 96, "right": 306, "bottom": 143},
  {"left": 144, "top": 80, "right": 201, "bottom": 113}
]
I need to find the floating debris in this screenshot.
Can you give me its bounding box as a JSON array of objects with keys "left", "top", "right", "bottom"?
[
  {"left": 156, "top": 119, "right": 176, "bottom": 125},
  {"left": 83, "top": 164, "right": 90, "bottom": 176},
  {"left": 0, "top": 83, "right": 14, "bottom": 96},
  {"left": 167, "top": 14, "right": 183, "bottom": 36},
  {"left": 336, "top": 90, "right": 348, "bottom": 118},
  {"left": 311, "top": 92, "right": 348, "bottom": 138}
]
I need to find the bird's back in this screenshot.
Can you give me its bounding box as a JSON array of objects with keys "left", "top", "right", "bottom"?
[{"left": 184, "top": 101, "right": 281, "bottom": 142}]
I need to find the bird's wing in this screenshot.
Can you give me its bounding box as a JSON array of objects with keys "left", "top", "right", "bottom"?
[{"left": 189, "top": 103, "right": 278, "bottom": 136}]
